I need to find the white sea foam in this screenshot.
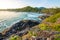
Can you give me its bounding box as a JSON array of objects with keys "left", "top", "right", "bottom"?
[{"left": 0, "top": 11, "right": 44, "bottom": 32}]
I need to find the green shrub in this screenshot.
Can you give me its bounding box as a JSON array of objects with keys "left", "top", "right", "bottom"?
[
  {"left": 55, "top": 37, "right": 60, "bottom": 40},
  {"left": 39, "top": 23, "right": 50, "bottom": 30},
  {"left": 45, "top": 13, "right": 60, "bottom": 23},
  {"left": 28, "top": 31, "right": 37, "bottom": 36},
  {"left": 9, "top": 35, "right": 20, "bottom": 40},
  {"left": 53, "top": 24, "right": 60, "bottom": 31}
]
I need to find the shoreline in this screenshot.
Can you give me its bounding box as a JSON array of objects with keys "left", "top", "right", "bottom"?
[
  {"left": 0, "top": 20, "right": 40, "bottom": 39},
  {"left": 0, "top": 13, "right": 50, "bottom": 40}
]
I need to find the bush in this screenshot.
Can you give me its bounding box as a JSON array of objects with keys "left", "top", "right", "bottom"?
[
  {"left": 9, "top": 35, "right": 21, "bottom": 40},
  {"left": 39, "top": 23, "right": 50, "bottom": 30},
  {"left": 45, "top": 13, "right": 60, "bottom": 23},
  {"left": 53, "top": 24, "right": 60, "bottom": 31},
  {"left": 55, "top": 38, "right": 60, "bottom": 40},
  {"left": 28, "top": 31, "right": 37, "bottom": 36}
]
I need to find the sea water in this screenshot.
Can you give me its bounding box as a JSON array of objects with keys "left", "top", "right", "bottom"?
[{"left": 0, "top": 11, "right": 44, "bottom": 32}]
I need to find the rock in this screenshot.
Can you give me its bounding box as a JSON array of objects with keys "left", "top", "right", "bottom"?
[
  {"left": 56, "top": 18, "right": 60, "bottom": 24},
  {"left": 38, "top": 14, "right": 51, "bottom": 20},
  {"left": 2, "top": 20, "right": 40, "bottom": 38},
  {"left": 0, "top": 33, "right": 4, "bottom": 40}
]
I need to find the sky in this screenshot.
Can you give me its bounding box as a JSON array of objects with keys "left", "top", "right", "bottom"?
[{"left": 0, "top": 0, "right": 60, "bottom": 9}]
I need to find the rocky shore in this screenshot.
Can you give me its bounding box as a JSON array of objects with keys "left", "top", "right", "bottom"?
[
  {"left": 0, "top": 20, "right": 40, "bottom": 40},
  {"left": 0, "top": 14, "right": 51, "bottom": 40}
]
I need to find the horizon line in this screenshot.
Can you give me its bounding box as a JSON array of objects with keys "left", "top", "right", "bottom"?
[{"left": 0, "top": 6, "right": 60, "bottom": 9}]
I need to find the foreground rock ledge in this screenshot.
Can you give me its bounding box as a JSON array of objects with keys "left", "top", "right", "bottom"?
[{"left": 0, "top": 20, "right": 40, "bottom": 39}]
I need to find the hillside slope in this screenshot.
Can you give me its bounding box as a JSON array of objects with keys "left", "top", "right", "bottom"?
[{"left": 21, "top": 13, "right": 60, "bottom": 40}]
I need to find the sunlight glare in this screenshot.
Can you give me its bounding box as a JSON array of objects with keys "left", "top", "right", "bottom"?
[{"left": 0, "top": 0, "right": 24, "bottom": 9}]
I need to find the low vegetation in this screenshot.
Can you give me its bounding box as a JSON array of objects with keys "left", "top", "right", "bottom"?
[
  {"left": 2, "top": 6, "right": 60, "bottom": 40},
  {"left": 1, "top": 6, "right": 60, "bottom": 14}
]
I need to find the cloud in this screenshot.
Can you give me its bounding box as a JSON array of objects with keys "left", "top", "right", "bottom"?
[{"left": 0, "top": 0, "right": 60, "bottom": 9}]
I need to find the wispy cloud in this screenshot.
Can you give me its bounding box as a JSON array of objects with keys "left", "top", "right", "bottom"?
[{"left": 0, "top": 0, "right": 60, "bottom": 9}]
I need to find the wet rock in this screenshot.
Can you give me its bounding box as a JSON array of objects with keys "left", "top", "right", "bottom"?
[
  {"left": 0, "top": 33, "right": 4, "bottom": 40},
  {"left": 2, "top": 20, "right": 40, "bottom": 38}
]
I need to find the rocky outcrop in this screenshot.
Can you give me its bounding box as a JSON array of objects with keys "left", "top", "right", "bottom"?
[
  {"left": 0, "top": 33, "right": 4, "bottom": 40},
  {"left": 1, "top": 20, "right": 40, "bottom": 38},
  {"left": 38, "top": 14, "right": 51, "bottom": 20}
]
